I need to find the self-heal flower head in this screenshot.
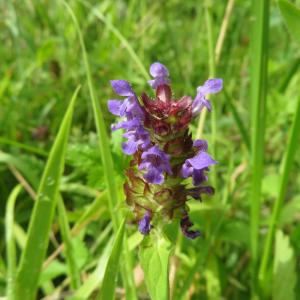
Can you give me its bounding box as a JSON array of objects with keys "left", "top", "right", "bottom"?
[{"left": 107, "top": 62, "right": 222, "bottom": 239}]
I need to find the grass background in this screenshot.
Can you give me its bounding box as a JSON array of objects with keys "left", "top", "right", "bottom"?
[{"left": 1, "top": 0, "right": 300, "bottom": 299}]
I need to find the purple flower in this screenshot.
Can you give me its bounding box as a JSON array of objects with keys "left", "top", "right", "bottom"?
[
  {"left": 193, "top": 139, "right": 208, "bottom": 151},
  {"left": 182, "top": 151, "right": 217, "bottom": 185},
  {"left": 122, "top": 127, "right": 151, "bottom": 155},
  {"left": 108, "top": 80, "right": 149, "bottom": 155},
  {"left": 108, "top": 62, "right": 223, "bottom": 239},
  {"left": 139, "top": 145, "right": 172, "bottom": 184},
  {"left": 192, "top": 78, "right": 223, "bottom": 116},
  {"left": 138, "top": 211, "right": 152, "bottom": 235},
  {"left": 186, "top": 186, "right": 214, "bottom": 200},
  {"left": 180, "top": 213, "right": 201, "bottom": 239},
  {"left": 110, "top": 80, "right": 135, "bottom": 97},
  {"left": 148, "top": 62, "right": 171, "bottom": 89}
]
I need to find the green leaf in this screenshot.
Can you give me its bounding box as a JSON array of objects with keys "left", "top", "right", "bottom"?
[
  {"left": 14, "top": 86, "right": 80, "bottom": 300},
  {"left": 72, "top": 237, "right": 114, "bottom": 299},
  {"left": 279, "top": 195, "right": 300, "bottom": 225},
  {"left": 279, "top": 0, "right": 300, "bottom": 47},
  {"left": 139, "top": 233, "right": 173, "bottom": 300},
  {"left": 57, "top": 195, "right": 81, "bottom": 289},
  {"left": 272, "top": 230, "right": 296, "bottom": 300},
  {"left": 5, "top": 184, "right": 22, "bottom": 299},
  {"left": 205, "top": 256, "right": 221, "bottom": 300},
  {"left": 97, "top": 219, "right": 126, "bottom": 300}
]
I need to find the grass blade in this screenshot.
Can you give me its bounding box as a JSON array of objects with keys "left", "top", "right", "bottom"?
[
  {"left": 223, "top": 89, "right": 251, "bottom": 151},
  {"left": 97, "top": 219, "right": 126, "bottom": 300},
  {"left": 63, "top": 3, "right": 137, "bottom": 299},
  {"left": 72, "top": 237, "right": 114, "bottom": 299},
  {"left": 57, "top": 195, "right": 81, "bottom": 290},
  {"left": 80, "top": 0, "right": 149, "bottom": 81},
  {"left": 5, "top": 184, "right": 22, "bottom": 299},
  {"left": 249, "top": 0, "right": 269, "bottom": 288},
  {"left": 278, "top": 0, "right": 300, "bottom": 47},
  {"left": 259, "top": 94, "right": 300, "bottom": 284},
  {"left": 14, "top": 86, "right": 80, "bottom": 300}
]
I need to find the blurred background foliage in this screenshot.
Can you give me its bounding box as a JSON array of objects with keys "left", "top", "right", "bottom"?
[{"left": 1, "top": 0, "right": 300, "bottom": 299}]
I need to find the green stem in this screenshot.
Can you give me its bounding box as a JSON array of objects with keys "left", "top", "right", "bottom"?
[
  {"left": 259, "top": 93, "right": 300, "bottom": 285},
  {"left": 249, "top": 0, "right": 269, "bottom": 295},
  {"left": 196, "top": 2, "right": 217, "bottom": 188}
]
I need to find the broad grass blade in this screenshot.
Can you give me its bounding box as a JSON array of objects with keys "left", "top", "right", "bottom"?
[
  {"left": 139, "top": 234, "right": 173, "bottom": 300},
  {"left": 14, "top": 86, "right": 80, "bottom": 300},
  {"left": 5, "top": 184, "right": 22, "bottom": 299},
  {"left": 97, "top": 219, "right": 126, "bottom": 300}
]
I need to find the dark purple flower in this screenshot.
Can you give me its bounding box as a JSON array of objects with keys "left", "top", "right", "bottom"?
[
  {"left": 148, "top": 62, "right": 171, "bottom": 89},
  {"left": 180, "top": 213, "right": 201, "bottom": 239},
  {"left": 182, "top": 151, "right": 217, "bottom": 185},
  {"left": 192, "top": 78, "right": 223, "bottom": 116},
  {"left": 139, "top": 145, "right": 172, "bottom": 184},
  {"left": 186, "top": 186, "right": 214, "bottom": 200},
  {"left": 138, "top": 211, "right": 152, "bottom": 235}
]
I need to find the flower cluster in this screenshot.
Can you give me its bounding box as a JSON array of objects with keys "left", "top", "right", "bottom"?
[{"left": 108, "top": 62, "right": 222, "bottom": 239}]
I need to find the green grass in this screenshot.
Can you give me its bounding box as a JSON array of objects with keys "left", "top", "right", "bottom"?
[{"left": 1, "top": 0, "right": 300, "bottom": 299}]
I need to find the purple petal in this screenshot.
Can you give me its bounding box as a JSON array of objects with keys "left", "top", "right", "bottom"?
[
  {"left": 143, "top": 168, "right": 164, "bottom": 185},
  {"left": 138, "top": 161, "right": 151, "bottom": 171},
  {"left": 138, "top": 211, "right": 152, "bottom": 235},
  {"left": 192, "top": 169, "right": 208, "bottom": 186},
  {"left": 197, "top": 78, "right": 223, "bottom": 95},
  {"left": 122, "top": 140, "right": 138, "bottom": 155},
  {"left": 192, "top": 95, "right": 212, "bottom": 115},
  {"left": 111, "top": 119, "right": 141, "bottom": 131},
  {"left": 181, "top": 161, "right": 193, "bottom": 178},
  {"left": 187, "top": 152, "right": 217, "bottom": 170},
  {"left": 148, "top": 77, "right": 171, "bottom": 89},
  {"left": 149, "top": 62, "right": 169, "bottom": 78},
  {"left": 180, "top": 214, "right": 201, "bottom": 239},
  {"left": 107, "top": 100, "right": 123, "bottom": 116},
  {"left": 193, "top": 139, "right": 208, "bottom": 151},
  {"left": 186, "top": 186, "right": 214, "bottom": 200},
  {"left": 110, "top": 80, "right": 134, "bottom": 96}
]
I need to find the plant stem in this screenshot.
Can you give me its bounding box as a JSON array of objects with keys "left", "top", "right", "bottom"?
[
  {"left": 249, "top": 0, "right": 269, "bottom": 295},
  {"left": 259, "top": 93, "right": 300, "bottom": 285}
]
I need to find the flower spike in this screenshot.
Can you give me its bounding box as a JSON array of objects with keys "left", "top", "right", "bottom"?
[{"left": 107, "top": 62, "right": 222, "bottom": 238}]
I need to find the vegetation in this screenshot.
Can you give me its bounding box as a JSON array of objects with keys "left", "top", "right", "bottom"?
[{"left": 1, "top": 0, "right": 300, "bottom": 299}]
